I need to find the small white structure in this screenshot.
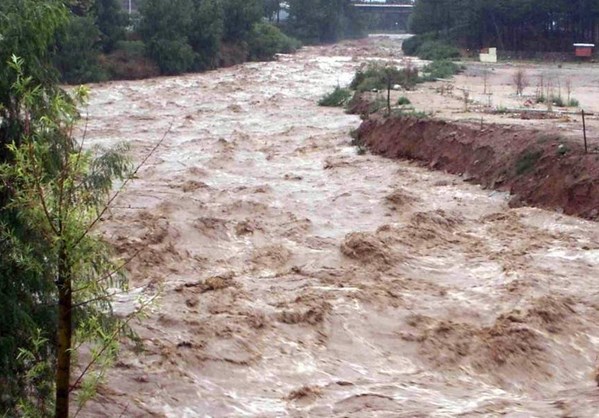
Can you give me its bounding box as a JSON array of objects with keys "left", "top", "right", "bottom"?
[{"left": 480, "top": 47, "right": 497, "bottom": 63}]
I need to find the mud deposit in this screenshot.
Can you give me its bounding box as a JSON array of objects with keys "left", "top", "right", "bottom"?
[
  {"left": 82, "top": 37, "right": 599, "bottom": 417},
  {"left": 357, "top": 116, "right": 599, "bottom": 220}
]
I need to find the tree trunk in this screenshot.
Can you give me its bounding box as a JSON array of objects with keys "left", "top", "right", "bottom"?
[{"left": 55, "top": 244, "right": 72, "bottom": 418}]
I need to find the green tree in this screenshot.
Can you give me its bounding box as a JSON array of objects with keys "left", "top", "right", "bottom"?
[
  {"left": 139, "top": 0, "right": 196, "bottom": 74},
  {"left": 0, "top": 2, "right": 68, "bottom": 410},
  {"left": 0, "top": 2, "right": 144, "bottom": 415},
  {"left": 248, "top": 22, "right": 301, "bottom": 61},
  {"left": 53, "top": 15, "right": 106, "bottom": 84},
  {"left": 221, "top": 0, "right": 263, "bottom": 42},
  {"left": 189, "top": 0, "right": 224, "bottom": 71},
  {"left": 263, "top": 0, "right": 281, "bottom": 22},
  {"left": 1, "top": 54, "right": 142, "bottom": 418},
  {"left": 94, "top": 0, "right": 129, "bottom": 53},
  {"left": 408, "top": 0, "right": 599, "bottom": 52}
]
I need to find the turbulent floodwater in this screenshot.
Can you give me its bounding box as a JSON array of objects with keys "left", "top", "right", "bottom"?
[{"left": 82, "top": 37, "right": 599, "bottom": 417}]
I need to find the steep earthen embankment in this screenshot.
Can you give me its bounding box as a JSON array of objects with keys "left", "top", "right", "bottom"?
[{"left": 357, "top": 116, "right": 599, "bottom": 220}]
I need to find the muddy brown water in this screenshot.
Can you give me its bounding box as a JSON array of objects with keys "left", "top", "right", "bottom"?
[{"left": 81, "top": 37, "right": 599, "bottom": 417}]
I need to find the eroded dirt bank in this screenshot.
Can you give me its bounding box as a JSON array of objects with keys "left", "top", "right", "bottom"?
[
  {"left": 357, "top": 116, "right": 599, "bottom": 220},
  {"left": 81, "top": 36, "right": 599, "bottom": 417}
]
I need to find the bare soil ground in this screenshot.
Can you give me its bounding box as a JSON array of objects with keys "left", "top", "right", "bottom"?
[
  {"left": 80, "top": 36, "right": 599, "bottom": 417},
  {"left": 406, "top": 58, "right": 599, "bottom": 148}
]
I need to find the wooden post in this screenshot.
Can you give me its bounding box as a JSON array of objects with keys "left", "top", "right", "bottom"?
[
  {"left": 386, "top": 73, "right": 391, "bottom": 117},
  {"left": 583, "top": 109, "right": 588, "bottom": 154}
]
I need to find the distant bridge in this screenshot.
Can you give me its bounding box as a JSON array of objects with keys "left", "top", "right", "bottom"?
[
  {"left": 351, "top": 1, "right": 414, "bottom": 14},
  {"left": 351, "top": 1, "right": 414, "bottom": 32}
]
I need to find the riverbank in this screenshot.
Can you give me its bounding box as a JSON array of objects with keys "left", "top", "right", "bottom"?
[{"left": 356, "top": 115, "right": 599, "bottom": 220}]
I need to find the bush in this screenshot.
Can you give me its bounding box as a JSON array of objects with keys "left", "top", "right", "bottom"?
[
  {"left": 248, "top": 22, "right": 301, "bottom": 61},
  {"left": 550, "top": 96, "right": 580, "bottom": 108},
  {"left": 114, "top": 40, "right": 146, "bottom": 56},
  {"left": 402, "top": 33, "right": 436, "bottom": 56},
  {"left": 318, "top": 86, "right": 352, "bottom": 107},
  {"left": 350, "top": 63, "right": 419, "bottom": 92},
  {"left": 147, "top": 37, "right": 195, "bottom": 75},
  {"left": 421, "top": 60, "right": 463, "bottom": 80},
  {"left": 402, "top": 34, "right": 459, "bottom": 61},
  {"left": 416, "top": 41, "right": 460, "bottom": 60},
  {"left": 516, "top": 150, "right": 542, "bottom": 175},
  {"left": 397, "top": 96, "right": 411, "bottom": 105}
]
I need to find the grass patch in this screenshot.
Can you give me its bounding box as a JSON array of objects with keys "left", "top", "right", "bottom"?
[
  {"left": 391, "top": 107, "right": 429, "bottom": 119},
  {"left": 537, "top": 133, "right": 562, "bottom": 143},
  {"left": 318, "top": 86, "right": 352, "bottom": 107},
  {"left": 516, "top": 150, "right": 543, "bottom": 175}
]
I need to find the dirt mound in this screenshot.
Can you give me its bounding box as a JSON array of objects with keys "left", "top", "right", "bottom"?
[{"left": 357, "top": 116, "right": 599, "bottom": 220}]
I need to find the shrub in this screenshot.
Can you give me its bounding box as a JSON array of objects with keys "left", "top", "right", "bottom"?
[
  {"left": 552, "top": 95, "right": 565, "bottom": 107},
  {"left": 416, "top": 41, "right": 460, "bottom": 60},
  {"left": 568, "top": 98, "right": 579, "bottom": 107},
  {"left": 147, "top": 37, "right": 195, "bottom": 75},
  {"left": 420, "top": 60, "right": 463, "bottom": 80},
  {"left": 513, "top": 68, "right": 529, "bottom": 96},
  {"left": 397, "top": 96, "right": 411, "bottom": 105},
  {"left": 402, "top": 33, "right": 460, "bottom": 61},
  {"left": 318, "top": 86, "right": 352, "bottom": 107},
  {"left": 248, "top": 22, "right": 301, "bottom": 61},
  {"left": 516, "top": 150, "right": 542, "bottom": 175},
  {"left": 115, "top": 40, "right": 146, "bottom": 56},
  {"left": 402, "top": 32, "right": 437, "bottom": 56},
  {"left": 350, "top": 63, "right": 419, "bottom": 92}
]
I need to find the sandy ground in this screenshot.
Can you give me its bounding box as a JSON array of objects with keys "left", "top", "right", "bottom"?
[
  {"left": 405, "top": 56, "right": 599, "bottom": 149},
  {"left": 80, "top": 36, "right": 599, "bottom": 417}
]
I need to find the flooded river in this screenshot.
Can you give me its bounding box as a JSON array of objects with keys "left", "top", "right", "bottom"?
[{"left": 83, "top": 37, "right": 599, "bottom": 417}]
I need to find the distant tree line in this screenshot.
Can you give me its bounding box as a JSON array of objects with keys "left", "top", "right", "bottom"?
[
  {"left": 409, "top": 0, "right": 599, "bottom": 52},
  {"left": 43, "top": 0, "right": 367, "bottom": 83}
]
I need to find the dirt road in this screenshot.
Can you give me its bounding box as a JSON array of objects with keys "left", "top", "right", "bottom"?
[{"left": 83, "top": 37, "right": 599, "bottom": 417}]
